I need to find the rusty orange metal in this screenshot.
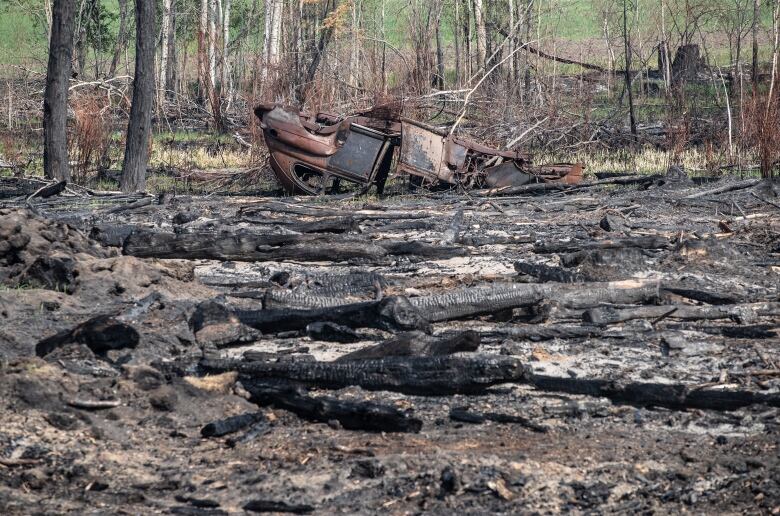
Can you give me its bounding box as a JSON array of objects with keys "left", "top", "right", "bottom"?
[{"left": 254, "top": 103, "right": 583, "bottom": 195}]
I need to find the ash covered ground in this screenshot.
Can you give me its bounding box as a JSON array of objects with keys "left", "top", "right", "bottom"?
[{"left": 1, "top": 174, "right": 779, "bottom": 514}]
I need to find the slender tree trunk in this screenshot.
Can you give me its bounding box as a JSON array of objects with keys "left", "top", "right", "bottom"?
[
  {"left": 381, "top": 0, "right": 387, "bottom": 92},
  {"left": 509, "top": 0, "right": 516, "bottom": 83},
  {"left": 435, "top": 13, "right": 445, "bottom": 89},
  {"left": 350, "top": 0, "right": 359, "bottom": 88},
  {"left": 198, "top": 0, "right": 208, "bottom": 102},
  {"left": 752, "top": 0, "right": 760, "bottom": 89},
  {"left": 121, "top": 0, "right": 156, "bottom": 193},
  {"left": 623, "top": 0, "right": 637, "bottom": 142},
  {"left": 166, "top": 2, "right": 177, "bottom": 95},
  {"left": 454, "top": 0, "right": 461, "bottom": 87},
  {"left": 209, "top": 0, "right": 218, "bottom": 88},
  {"left": 159, "top": 0, "right": 173, "bottom": 107},
  {"left": 43, "top": 0, "right": 75, "bottom": 182},
  {"left": 222, "top": 0, "right": 231, "bottom": 99},
  {"left": 109, "top": 0, "right": 128, "bottom": 77},
  {"left": 474, "top": 0, "right": 487, "bottom": 71}
]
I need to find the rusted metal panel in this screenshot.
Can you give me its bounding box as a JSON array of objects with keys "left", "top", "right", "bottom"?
[{"left": 254, "top": 103, "right": 584, "bottom": 196}]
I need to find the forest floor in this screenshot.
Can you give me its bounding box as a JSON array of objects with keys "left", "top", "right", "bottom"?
[{"left": 0, "top": 173, "right": 779, "bottom": 514}]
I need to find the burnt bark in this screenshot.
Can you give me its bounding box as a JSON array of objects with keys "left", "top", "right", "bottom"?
[
  {"left": 530, "top": 374, "right": 780, "bottom": 411},
  {"left": 336, "top": 331, "right": 480, "bottom": 362},
  {"left": 234, "top": 296, "right": 431, "bottom": 334},
  {"left": 584, "top": 302, "right": 780, "bottom": 325},
  {"left": 43, "top": 0, "right": 75, "bottom": 182},
  {"left": 123, "top": 230, "right": 388, "bottom": 262},
  {"left": 244, "top": 384, "right": 422, "bottom": 433},
  {"left": 120, "top": 0, "right": 156, "bottom": 193},
  {"left": 201, "top": 355, "right": 529, "bottom": 395},
  {"left": 408, "top": 281, "right": 658, "bottom": 322},
  {"left": 533, "top": 235, "right": 670, "bottom": 254}
]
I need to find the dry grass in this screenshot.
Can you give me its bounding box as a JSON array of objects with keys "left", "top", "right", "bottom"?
[{"left": 183, "top": 372, "right": 238, "bottom": 393}]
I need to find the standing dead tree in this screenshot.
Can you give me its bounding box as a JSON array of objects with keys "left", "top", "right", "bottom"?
[
  {"left": 43, "top": 0, "right": 76, "bottom": 182},
  {"left": 120, "top": 0, "right": 156, "bottom": 192}
]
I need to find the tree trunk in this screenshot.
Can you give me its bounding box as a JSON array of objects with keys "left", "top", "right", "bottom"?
[
  {"left": 43, "top": 0, "right": 75, "bottom": 182},
  {"left": 435, "top": 14, "right": 445, "bottom": 89},
  {"left": 752, "top": 0, "right": 760, "bottom": 88},
  {"left": 198, "top": 0, "right": 208, "bottom": 102},
  {"left": 623, "top": 0, "right": 637, "bottom": 142},
  {"left": 165, "top": 1, "right": 177, "bottom": 95},
  {"left": 159, "top": 0, "right": 173, "bottom": 107},
  {"left": 209, "top": 0, "right": 218, "bottom": 88},
  {"left": 120, "top": 0, "right": 156, "bottom": 193},
  {"left": 474, "top": 0, "right": 487, "bottom": 71},
  {"left": 109, "top": 0, "right": 128, "bottom": 77},
  {"left": 221, "top": 0, "right": 231, "bottom": 99}
]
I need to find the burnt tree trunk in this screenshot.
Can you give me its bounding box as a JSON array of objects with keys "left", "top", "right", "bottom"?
[
  {"left": 120, "top": 0, "right": 156, "bottom": 193},
  {"left": 622, "top": 0, "right": 637, "bottom": 142},
  {"left": 43, "top": 0, "right": 75, "bottom": 182}
]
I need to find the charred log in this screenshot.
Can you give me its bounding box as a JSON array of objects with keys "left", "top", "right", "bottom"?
[
  {"left": 201, "top": 355, "right": 529, "bottom": 396},
  {"left": 336, "top": 330, "right": 480, "bottom": 361},
  {"left": 235, "top": 296, "right": 430, "bottom": 333},
  {"left": 533, "top": 235, "right": 670, "bottom": 254},
  {"left": 409, "top": 280, "right": 658, "bottom": 322},
  {"left": 529, "top": 374, "right": 780, "bottom": 410},
  {"left": 243, "top": 383, "right": 422, "bottom": 433},
  {"left": 123, "top": 230, "right": 388, "bottom": 262},
  {"left": 583, "top": 302, "right": 780, "bottom": 325}
]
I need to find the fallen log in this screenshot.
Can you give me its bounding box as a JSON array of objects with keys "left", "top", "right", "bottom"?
[
  {"left": 479, "top": 324, "right": 602, "bottom": 342},
  {"left": 123, "top": 230, "right": 388, "bottom": 262},
  {"left": 244, "top": 384, "right": 422, "bottom": 433},
  {"left": 27, "top": 180, "right": 67, "bottom": 201},
  {"left": 583, "top": 302, "right": 780, "bottom": 325},
  {"left": 529, "top": 374, "right": 780, "bottom": 410},
  {"left": 264, "top": 289, "right": 359, "bottom": 310},
  {"left": 240, "top": 216, "right": 359, "bottom": 234},
  {"left": 683, "top": 178, "right": 760, "bottom": 199},
  {"left": 533, "top": 235, "right": 670, "bottom": 254},
  {"left": 236, "top": 296, "right": 431, "bottom": 333},
  {"left": 662, "top": 286, "right": 741, "bottom": 305},
  {"left": 336, "top": 330, "right": 480, "bottom": 361},
  {"left": 201, "top": 355, "right": 529, "bottom": 395},
  {"left": 240, "top": 202, "right": 430, "bottom": 220},
  {"left": 409, "top": 280, "right": 658, "bottom": 322},
  {"left": 105, "top": 197, "right": 153, "bottom": 214},
  {"left": 377, "top": 240, "right": 467, "bottom": 259}
]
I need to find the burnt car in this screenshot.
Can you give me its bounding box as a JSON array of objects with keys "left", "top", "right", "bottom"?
[{"left": 254, "top": 103, "right": 582, "bottom": 195}]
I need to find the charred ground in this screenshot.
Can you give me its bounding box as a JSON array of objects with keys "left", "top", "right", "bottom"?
[{"left": 0, "top": 173, "right": 779, "bottom": 514}]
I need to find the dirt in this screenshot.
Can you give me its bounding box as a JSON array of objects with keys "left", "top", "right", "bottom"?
[{"left": 0, "top": 176, "right": 779, "bottom": 514}]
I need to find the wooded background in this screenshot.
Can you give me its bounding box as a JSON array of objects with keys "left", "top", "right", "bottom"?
[{"left": 0, "top": 0, "right": 779, "bottom": 190}]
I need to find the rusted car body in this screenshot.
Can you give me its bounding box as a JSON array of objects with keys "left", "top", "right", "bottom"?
[{"left": 254, "top": 103, "right": 582, "bottom": 195}]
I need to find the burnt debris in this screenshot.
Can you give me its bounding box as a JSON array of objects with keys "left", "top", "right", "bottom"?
[{"left": 254, "top": 104, "right": 583, "bottom": 195}]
